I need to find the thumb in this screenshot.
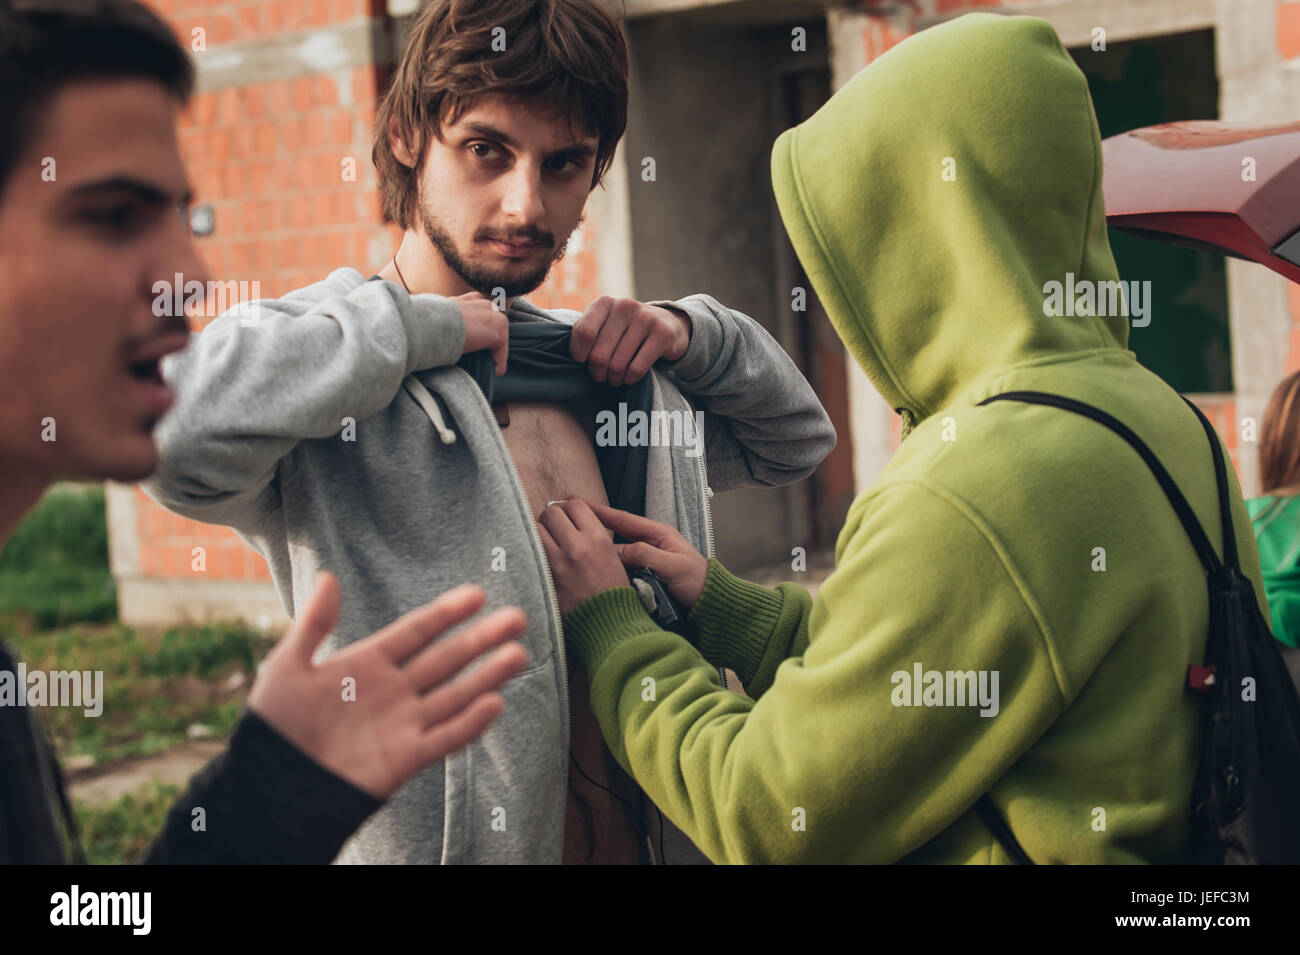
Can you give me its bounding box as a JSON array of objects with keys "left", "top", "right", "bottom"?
[
  {"left": 283, "top": 571, "right": 341, "bottom": 666},
  {"left": 617, "top": 541, "right": 675, "bottom": 576}
]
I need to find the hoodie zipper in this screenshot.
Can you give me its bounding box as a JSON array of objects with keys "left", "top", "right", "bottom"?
[
  {"left": 403, "top": 371, "right": 570, "bottom": 751},
  {"left": 461, "top": 377, "right": 571, "bottom": 746},
  {"left": 681, "top": 388, "right": 715, "bottom": 559},
  {"left": 411, "top": 364, "right": 714, "bottom": 778}
]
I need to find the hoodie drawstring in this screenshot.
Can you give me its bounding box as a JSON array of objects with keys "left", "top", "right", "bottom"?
[{"left": 403, "top": 376, "right": 458, "bottom": 445}]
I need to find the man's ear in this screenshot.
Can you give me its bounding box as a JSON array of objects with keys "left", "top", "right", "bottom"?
[{"left": 389, "top": 116, "right": 416, "bottom": 168}]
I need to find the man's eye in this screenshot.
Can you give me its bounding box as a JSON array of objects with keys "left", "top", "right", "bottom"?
[
  {"left": 85, "top": 204, "right": 143, "bottom": 233},
  {"left": 469, "top": 143, "right": 502, "bottom": 161},
  {"left": 548, "top": 157, "right": 581, "bottom": 173}
]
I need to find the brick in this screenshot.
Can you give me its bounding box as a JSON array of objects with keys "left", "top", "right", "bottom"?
[
  {"left": 281, "top": 116, "right": 306, "bottom": 152},
  {"left": 327, "top": 232, "right": 350, "bottom": 263},
  {"left": 231, "top": 546, "right": 252, "bottom": 580},
  {"left": 271, "top": 159, "right": 296, "bottom": 192},
  {"left": 276, "top": 236, "right": 299, "bottom": 270},
  {"left": 190, "top": 91, "right": 216, "bottom": 127},
  {"left": 936, "top": 0, "right": 1002, "bottom": 10},
  {"left": 216, "top": 87, "right": 240, "bottom": 127},
  {"left": 291, "top": 76, "right": 314, "bottom": 112},
  {"left": 238, "top": 198, "right": 257, "bottom": 233},
  {"left": 250, "top": 160, "right": 272, "bottom": 195},
  {"left": 864, "top": 19, "right": 912, "bottom": 63},
  {"left": 235, "top": 5, "right": 259, "bottom": 42},
  {"left": 251, "top": 239, "right": 276, "bottom": 272},
  {"left": 336, "top": 190, "right": 357, "bottom": 223},
  {"left": 307, "top": 111, "right": 329, "bottom": 148},
  {"left": 242, "top": 86, "right": 265, "bottom": 122},
  {"left": 213, "top": 12, "right": 237, "bottom": 47},
  {"left": 230, "top": 240, "right": 249, "bottom": 274},
  {"left": 1281, "top": 3, "right": 1300, "bottom": 60},
  {"left": 266, "top": 80, "right": 291, "bottom": 116},
  {"left": 251, "top": 122, "right": 274, "bottom": 159},
  {"left": 203, "top": 243, "right": 225, "bottom": 277},
  {"left": 270, "top": 0, "right": 291, "bottom": 34},
  {"left": 285, "top": 195, "right": 306, "bottom": 230},
  {"left": 200, "top": 165, "right": 222, "bottom": 202},
  {"left": 322, "top": 75, "right": 342, "bottom": 108},
  {"left": 147, "top": 505, "right": 164, "bottom": 539},
  {"left": 233, "top": 125, "right": 255, "bottom": 161},
  {"left": 330, "top": 110, "right": 353, "bottom": 146},
  {"left": 322, "top": 155, "right": 343, "bottom": 189}
]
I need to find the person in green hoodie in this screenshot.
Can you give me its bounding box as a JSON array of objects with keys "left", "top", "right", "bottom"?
[
  {"left": 535, "top": 12, "right": 1270, "bottom": 864},
  {"left": 1247, "top": 370, "right": 1300, "bottom": 649}
]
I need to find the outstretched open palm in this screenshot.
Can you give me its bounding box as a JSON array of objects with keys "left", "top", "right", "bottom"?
[{"left": 248, "top": 574, "right": 529, "bottom": 799}]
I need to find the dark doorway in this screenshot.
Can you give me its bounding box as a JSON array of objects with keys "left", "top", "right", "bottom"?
[
  {"left": 1071, "top": 29, "right": 1231, "bottom": 395},
  {"left": 623, "top": 6, "right": 853, "bottom": 569}
]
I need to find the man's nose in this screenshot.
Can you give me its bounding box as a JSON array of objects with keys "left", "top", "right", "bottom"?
[
  {"left": 146, "top": 207, "right": 209, "bottom": 331},
  {"left": 500, "top": 164, "right": 546, "bottom": 226}
]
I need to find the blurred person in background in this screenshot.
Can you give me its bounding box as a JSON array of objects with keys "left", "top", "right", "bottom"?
[
  {"left": 1247, "top": 370, "right": 1300, "bottom": 649},
  {"left": 0, "top": 0, "right": 529, "bottom": 865}
]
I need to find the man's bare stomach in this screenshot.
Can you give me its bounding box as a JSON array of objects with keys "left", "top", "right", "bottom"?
[{"left": 500, "top": 398, "right": 647, "bottom": 865}]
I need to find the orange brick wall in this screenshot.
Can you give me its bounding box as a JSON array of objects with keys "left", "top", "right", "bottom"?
[
  {"left": 179, "top": 69, "right": 389, "bottom": 299},
  {"left": 152, "top": 0, "right": 383, "bottom": 41},
  {"left": 131, "top": 2, "right": 605, "bottom": 597}
]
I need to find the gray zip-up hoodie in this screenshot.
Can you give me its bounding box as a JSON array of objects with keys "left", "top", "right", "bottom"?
[{"left": 141, "top": 267, "right": 835, "bottom": 864}]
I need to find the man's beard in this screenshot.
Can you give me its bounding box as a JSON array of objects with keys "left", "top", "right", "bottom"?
[{"left": 418, "top": 199, "right": 582, "bottom": 299}]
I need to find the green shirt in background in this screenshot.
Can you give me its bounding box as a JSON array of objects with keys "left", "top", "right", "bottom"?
[{"left": 1247, "top": 494, "right": 1300, "bottom": 648}]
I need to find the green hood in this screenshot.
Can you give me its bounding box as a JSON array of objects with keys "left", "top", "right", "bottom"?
[{"left": 771, "top": 13, "right": 1128, "bottom": 435}]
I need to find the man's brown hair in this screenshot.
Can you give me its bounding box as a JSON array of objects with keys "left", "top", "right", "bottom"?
[
  {"left": 373, "top": 0, "right": 629, "bottom": 231},
  {"left": 0, "top": 0, "right": 194, "bottom": 201}
]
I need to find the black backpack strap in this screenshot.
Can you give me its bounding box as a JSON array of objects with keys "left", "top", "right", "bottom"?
[
  {"left": 969, "top": 389, "right": 1237, "bottom": 865},
  {"left": 974, "top": 795, "right": 1034, "bottom": 864},
  {"left": 976, "top": 391, "right": 1225, "bottom": 578},
  {"left": 1180, "top": 396, "right": 1241, "bottom": 576}
]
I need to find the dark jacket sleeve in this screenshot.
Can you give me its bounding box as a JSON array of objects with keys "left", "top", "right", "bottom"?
[
  {"left": 142, "top": 706, "right": 382, "bottom": 865},
  {"left": 0, "top": 689, "right": 69, "bottom": 862}
]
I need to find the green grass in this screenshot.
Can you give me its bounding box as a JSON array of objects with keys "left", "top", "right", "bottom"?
[
  {"left": 76, "top": 780, "right": 181, "bottom": 865},
  {"left": 2, "top": 483, "right": 280, "bottom": 864},
  {"left": 6, "top": 619, "right": 275, "bottom": 764},
  {"left": 0, "top": 484, "right": 116, "bottom": 628},
  {"left": 1, "top": 483, "right": 276, "bottom": 764}
]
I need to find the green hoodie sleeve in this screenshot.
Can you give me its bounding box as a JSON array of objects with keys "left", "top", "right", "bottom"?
[
  {"left": 562, "top": 480, "right": 1071, "bottom": 864},
  {"left": 684, "top": 559, "right": 813, "bottom": 697}
]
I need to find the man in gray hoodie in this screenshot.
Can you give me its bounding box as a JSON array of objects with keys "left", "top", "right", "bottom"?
[{"left": 143, "top": 0, "right": 836, "bottom": 864}]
